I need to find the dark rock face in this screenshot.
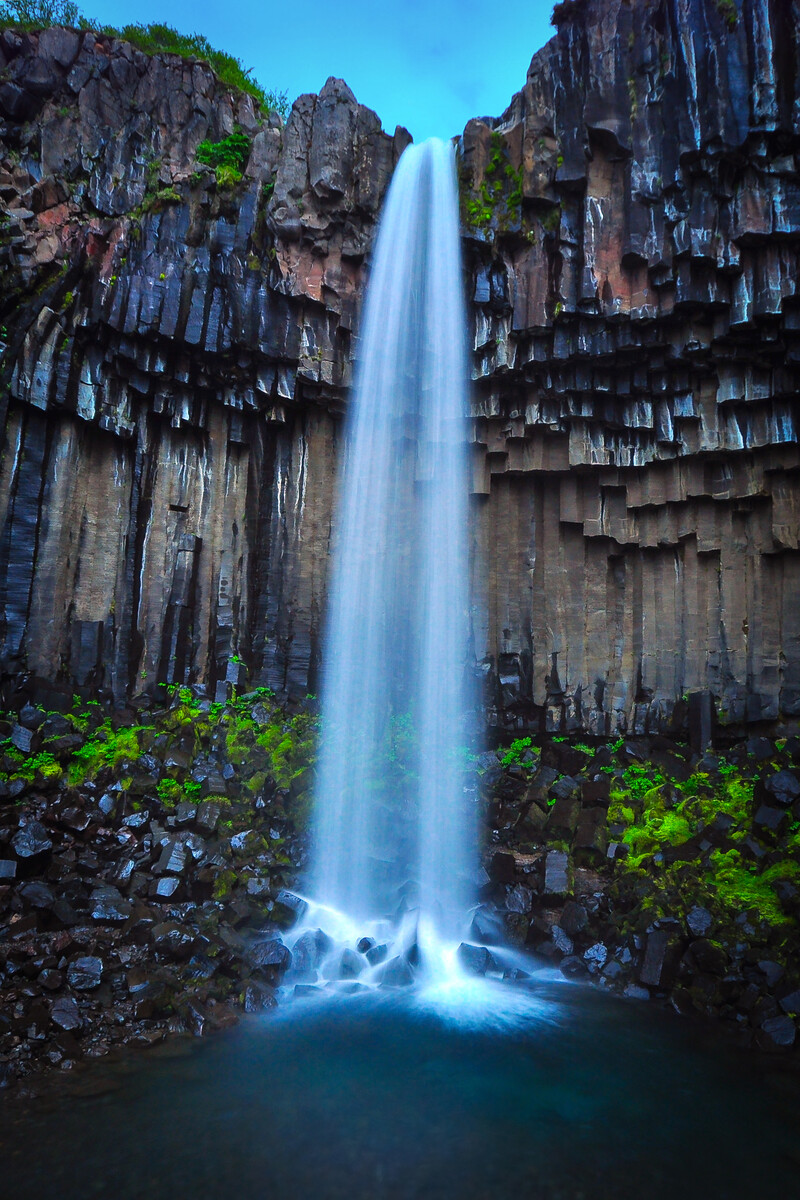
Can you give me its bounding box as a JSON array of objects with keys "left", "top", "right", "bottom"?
[
  {"left": 1, "top": 1, "right": 799, "bottom": 741},
  {"left": 0, "top": 32, "right": 406, "bottom": 704},
  {"left": 463, "top": 0, "right": 800, "bottom": 735}
]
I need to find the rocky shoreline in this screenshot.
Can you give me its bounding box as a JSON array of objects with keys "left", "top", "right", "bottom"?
[{"left": 1, "top": 685, "right": 799, "bottom": 1094}]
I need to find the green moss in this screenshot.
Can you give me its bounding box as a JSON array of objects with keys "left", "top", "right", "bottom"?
[
  {"left": 4, "top": 749, "right": 63, "bottom": 783},
  {"left": 608, "top": 798, "right": 635, "bottom": 827},
  {"left": 500, "top": 737, "right": 532, "bottom": 768},
  {"left": 709, "top": 850, "right": 795, "bottom": 925},
  {"left": 257, "top": 710, "right": 316, "bottom": 796},
  {"left": 621, "top": 762, "right": 666, "bottom": 799},
  {"left": 156, "top": 778, "right": 182, "bottom": 809},
  {"left": 623, "top": 807, "right": 692, "bottom": 862},
  {"left": 462, "top": 131, "right": 523, "bottom": 234},
  {"left": 212, "top": 869, "right": 238, "bottom": 901},
  {"left": 67, "top": 722, "right": 142, "bottom": 784},
  {"left": 225, "top": 713, "right": 256, "bottom": 765}
]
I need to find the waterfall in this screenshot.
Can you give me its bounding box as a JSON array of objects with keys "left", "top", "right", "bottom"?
[{"left": 288, "top": 138, "right": 475, "bottom": 988}]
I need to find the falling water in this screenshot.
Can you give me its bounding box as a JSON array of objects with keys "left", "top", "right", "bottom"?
[{"left": 289, "top": 138, "right": 475, "bottom": 989}]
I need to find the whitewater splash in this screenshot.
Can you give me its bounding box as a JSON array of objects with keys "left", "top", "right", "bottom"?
[{"left": 287, "top": 138, "right": 479, "bottom": 993}]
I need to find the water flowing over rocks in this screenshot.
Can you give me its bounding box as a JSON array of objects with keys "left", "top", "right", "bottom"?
[{"left": 0, "top": 0, "right": 797, "bottom": 740}]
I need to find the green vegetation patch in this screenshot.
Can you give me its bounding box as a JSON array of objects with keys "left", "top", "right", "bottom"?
[
  {"left": 195, "top": 127, "right": 252, "bottom": 187},
  {"left": 67, "top": 722, "right": 146, "bottom": 785},
  {"left": 709, "top": 849, "right": 797, "bottom": 926},
  {"left": 462, "top": 132, "right": 523, "bottom": 234},
  {"left": 500, "top": 736, "right": 533, "bottom": 768}
]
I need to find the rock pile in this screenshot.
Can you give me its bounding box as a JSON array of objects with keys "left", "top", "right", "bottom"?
[
  {"left": 477, "top": 730, "right": 800, "bottom": 1051},
  {"left": 0, "top": 686, "right": 311, "bottom": 1089}
]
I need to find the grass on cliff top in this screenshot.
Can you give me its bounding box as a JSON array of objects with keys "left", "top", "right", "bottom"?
[
  {"left": 101, "top": 23, "right": 289, "bottom": 118},
  {"left": 0, "top": 3, "right": 289, "bottom": 118}
]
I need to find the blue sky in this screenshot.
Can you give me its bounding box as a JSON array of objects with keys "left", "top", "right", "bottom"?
[{"left": 85, "top": 1, "right": 556, "bottom": 141}]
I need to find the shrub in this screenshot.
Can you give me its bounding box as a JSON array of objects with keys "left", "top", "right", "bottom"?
[
  {"left": 195, "top": 127, "right": 252, "bottom": 186},
  {"left": 0, "top": 0, "right": 78, "bottom": 24}
]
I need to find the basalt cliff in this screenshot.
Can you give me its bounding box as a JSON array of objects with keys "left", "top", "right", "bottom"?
[{"left": 1, "top": 0, "right": 799, "bottom": 738}]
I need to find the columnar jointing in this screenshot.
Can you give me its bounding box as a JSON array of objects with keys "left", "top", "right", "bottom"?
[{"left": 1, "top": 0, "right": 799, "bottom": 736}]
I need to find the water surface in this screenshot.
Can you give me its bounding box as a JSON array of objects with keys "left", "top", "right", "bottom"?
[{"left": 2, "top": 978, "right": 798, "bottom": 1200}]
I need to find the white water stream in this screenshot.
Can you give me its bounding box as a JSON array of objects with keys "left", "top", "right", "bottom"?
[{"left": 286, "top": 138, "right": 479, "bottom": 992}]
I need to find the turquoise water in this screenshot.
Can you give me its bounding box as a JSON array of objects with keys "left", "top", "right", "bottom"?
[{"left": 2, "top": 979, "right": 798, "bottom": 1199}]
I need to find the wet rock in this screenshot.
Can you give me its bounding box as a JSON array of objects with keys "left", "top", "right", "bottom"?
[
  {"left": 151, "top": 922, "right": 196, "bottom": 960},
  {"left": 457, "top": 943, "right": 498, "bottom": 976},
  {"left": 503, "top": 967, "right": 530, "bottom": 981},
  {"left": 154, "top": 841, "right": 187, "bottom": 876},
  {"left": 583, "top": 943, "right": 608, "bottom": 971},
  {"left": 152, "top": 877, "right": 180, "bottom": 898},
  {"left": 50, "top": 995, "right": 81, "bottom": 1031},
  {"left": 241, "top": 980, "right": 277, "bottom": 1012},
  {"left": 753, "top": 806, "right": 788, "bottom": 836},
  {"left": 67, "top": 956, "right": 103, "bottom": 991},
  {"left": 543, "top": 850, "right": 569, "bottom": 896},
  {"left": 581, "top": 777, "right": 611, "bottom": 805},
  {"left": 686, "top": 906, "right": 713, "bottom": 938},
  {"left": 560, "top": 900, "right": 588, "bottom": 937},
  {"left": 37, "top": 968, "right": 64, "bottom": 991},
  {"left": 624, "top": 985, "right": 650, "bottom": 1001},
  {"left": 505, "top": 883, "right": 533, "bottom": 914},
  {"left": 12, "top": 821, "right": 53, "bottom": 859},
  {"left": 18, "top": 880, "right": 55, "bottom": 909},
  {"left": 560, "top": 956, "right": 589, "bottom": 980},
  {"left": 757, "top": 961, "right": 785, "bottom": 988},
  {"left": 379, "top": 955, "right": 415, "bottom": 987},
  {"left": 336, "top": 948, "right": 363, "bottom": 979},
  {"left": 292, "top": 929, "right": 332, "bottom": 975},
  {"left": 246, "top": 939, "right": 291, "bottom": 972},
  {"left": 551, "top": 925, "right": 573, "bottom": 955},
  {"left": 639, "top": 930, "right": 670, "bottom": 988},
  {"left": 778, "top": 989, "right": 800, "bottom": 1015},
  {"left": 18, "top": 704, "right": 46, "bottom": 730},
  {"left": 273, "top": 890, "right": 308, "bottom": 923},
  {"left": 10, "top": 723, "right": 35, "bottom": 753},
  {"left": 488, "top": 851, "right": 516, "bottom": 884},
  {"left": 765, "top": 771, "right": 800, "bottom": 807},
  {"left": 195, "top": 802, "right": 221, "bottom": 832},
  {"left": 365, "top": 943, "right": 389, "bottom": 967},
  {"left": 756, "top": 1016, "right": 796, "bottom": 1051},
  {"left": 469, "top": 905, "right": 504, "bottom": 945},
  {"left": 573, "top": 808, "right": 607, "bottom": 865},
  {"left": 746, "top": 737, "right": 774, "bottom": 760},
  {"left": 547, "top": 796, "right": 581, "bottom": 840},
  {"left": 526, "top": 765, "right": 559, "bottom": 801},
  {"left": 687, "top": 939, "right": 727, "bottom": 977},
  {"left": 90, "top": 887, "right": 132, "bottom": 924}
]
